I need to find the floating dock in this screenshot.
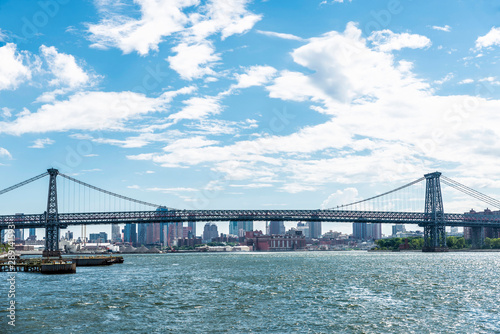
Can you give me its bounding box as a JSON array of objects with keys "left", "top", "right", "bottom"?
[{"left": 0, "top": 258, "right": 76, "bottom": 274}]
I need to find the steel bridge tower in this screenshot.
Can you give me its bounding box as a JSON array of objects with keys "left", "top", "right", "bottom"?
[
  {"left": 43, "top": 168, "right": 61, "bottom": 257},
  {"left": 422, "top": 172, "right": 448, "bottom": 252}
]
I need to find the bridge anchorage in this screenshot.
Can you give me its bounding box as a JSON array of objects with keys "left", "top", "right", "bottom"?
[{"left": 2, "top": 168, "right": 500, "bottom": 254}]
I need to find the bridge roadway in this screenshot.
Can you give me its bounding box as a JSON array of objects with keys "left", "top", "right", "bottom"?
[{"left": 1, "top": 210, "right": 500, "bottom": 229}]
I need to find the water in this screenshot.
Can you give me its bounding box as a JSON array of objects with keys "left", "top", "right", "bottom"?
[{"left": 2, "top": 251, "right": 500, "bottom": 333}]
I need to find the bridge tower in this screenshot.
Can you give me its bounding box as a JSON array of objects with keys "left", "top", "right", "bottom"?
[
  {"left": 43, "top": 168, "right": 61, "bottom": 257},
  {"left": 422, "top": 172, "right": 448, "bottom": 252}
]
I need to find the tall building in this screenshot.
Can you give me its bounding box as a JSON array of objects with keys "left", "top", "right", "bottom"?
[
  {"left": 353, "top": 223, "right": 367, "bottom": 240},
  {"left": 188, "top": 221, "right": 196, "bottom": 237},
  {"left": 138, "top": 224, "right": 148, "bottom": 246},
  {"left": 146, "top": 223, "right": 161, "bottom": 245},
  {"left": 123, "top": 224, "right": 137, "bottom": 245},
  {"left": 229, "top": 221, "right": 254, "bottom": 236},
  {"left": 14, "top": 229, "right": 24, "bottom": 242},
  {"left": 366, "top": 223, "right": 382, "bottom": 240},
  {"left": 111, "top": 224, "right": 121, "bottom": 243},
  {"left": 64, "top": 231, "right": 73, "bottom": 240},
  {"left": 269, "top": 221, "right": 285, "bottom": 235},
  {"left": 392, "top": 224, "right": 406, "bottom": 237},
  {"left": 89, "top": 232, "right": 107, "bottom": 243},
  {"left": 164, "top": 222, "right": 184, "bottom": 247},
  {"left": 308, "top": 221, "right": 322, "bottom": 239},
  {"left": 203, "top": 223, "right": 218, "bottom": 243},
  {"left": 296, "top": 222, "right": 310, "bottom": 238}
]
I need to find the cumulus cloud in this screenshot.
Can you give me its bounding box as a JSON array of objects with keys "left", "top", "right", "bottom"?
[
  {"left": 321, "top": 188, "right": 359, "bottom": 209},
  {"left": 87, "top": 0, "right": 261, "bottom": 79},
  {"left": 40, "top": 45, "right": 92, "bottom": 88},
  {"left": 475, "top": 27, "right": 500, "bottom": 49},
  {"left": 233, "top": 65, "right": 277, "bottom": 89},
  {"left": 0, "top": 90, "right": 176, "bottom": 135},
  {"left": 0, "top": 43, "right": 31, "bottom": 91},
  {"left": 368, "top": 29, "right": 431, "bottom": 52}
]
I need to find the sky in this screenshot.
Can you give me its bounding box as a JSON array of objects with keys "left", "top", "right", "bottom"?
[{"left": 1, "top": 0, "right": 500, "bottom": 238}]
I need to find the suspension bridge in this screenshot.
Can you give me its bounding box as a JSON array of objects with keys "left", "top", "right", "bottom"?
[{"left": 1, "top": 169, "right": 500, "bottom": 255}]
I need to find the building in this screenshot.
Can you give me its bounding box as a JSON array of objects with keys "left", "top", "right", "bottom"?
[
  {"left": 353, "top": 223, "right": 367, "bottom": 240},
  {"left": 64, "top": 231, "right": 73, "bottom": 240},
  {"left": 89, "top": 232, "right": 108, "bottom": 243},
  {"left": 269, "top": 221, "right": 285, "bottom": 235},
  {"left": 203, "top": 223, "right": 219, "bottom": 243},
  {"left": 137, "top": 224, "right": 148, "bottom": 246},
  {"left": 308, "top": 221, "right": 322, "bottom": 239},
  {"left": 296, "top": 222, "right": 310, "bottom": 238},
  {"left": 464, "top": 209, "right": 500, "bottom": 240},
  {"left": 188, "top": 221, "right": 196, "bottom": 237},
  {"left": 28, "top": 228, "right": 36, "bottom": 241},
  {"left": 123, "top": 223, "right": 137, "bottom": 245},
  {"left": 367, "top": 223, "right": 382, "bottom": 240},
  {"left": 245, "top": 230, "right": 306, "bottom": 251},
  {"left": 229, "top": 221, "right": 254, "bottom": 237},
  {"left": 14, "top": 229, "right": 24, "bottom": 242},
  {"left": 111, "top": 224, "right": 121, "bottom": 243},
  {"left": 146, "top": 223, "right": 161, "bottom": 245},
  {"left": 392, "top": 224, "right": 406, "bottom": 237}
]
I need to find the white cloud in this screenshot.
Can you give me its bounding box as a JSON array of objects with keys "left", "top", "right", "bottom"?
[
  {"left": 169, "top": 96, "right": 222, "bottom": 121},
  {"left": 368, "top": 29, "right": 431, "bottom": 52},
  {"left": 87, "top": 0, "right": 196, "bottom": 55},
  {"left": 233, "top": 65, "right": 277, "bottom": 89},
  {"left": 256, "top": 30, "right": 304, "bottom": 41},
  {"left": 434, "top": 73, "right": 453, "bottom": 85},
  {"left": 29, "top": 138, "right": 55, "bottom": 149},
  {"left": 475, "top": 27, "right": 500, "bottom": 50},
  {"left": 167, "top": 42, "right": 220, "bottom": 80},
  {"left": 0, "top": 43, "right": 31, "bottom": 91},
  {"left": 458, "top": 78, "right": 474, "bottom": 85},
  {"left": 431, "top": 25, "right": 451, "bottom": 32},
  {"left": 128, "top": 185, "right": 140, "bottom": 189},
  {"left": 0, "top": 147, "right": 12, "bottom": 159},
  {"left": 40, "top": 45, "right": 91, "bottom": 88},
  {"left": 321, "top": 188, "right": 359, "bottom": 209},
  {"left": 0, "top": 90, "right": 175, "bottom": 135}
]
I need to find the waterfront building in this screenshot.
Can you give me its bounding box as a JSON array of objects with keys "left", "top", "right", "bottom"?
[
  {"left": 245, "top": 230, "right": 306, "bottom": 251},
  {"left": 463, "top": 209, "right": 500, "bottom": 240},
  {"left": 308, "top": 221, "right": 322, "bottom": 239},
  {"left": 203, "top": 223, "right": 219, "bottom": 243},
  {"left": 123, "top": 224, "right": 137, "bottom": 245},
  {"left": 269, "top": 221, "right": 285, "bottom": 235},
  {"left": 229, "top": 221, "right": 254, "bottom": 236}
]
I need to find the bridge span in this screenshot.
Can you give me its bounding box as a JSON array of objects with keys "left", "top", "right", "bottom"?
[{"left": 2, "top": 169, "right": 500, "bottom": 254}]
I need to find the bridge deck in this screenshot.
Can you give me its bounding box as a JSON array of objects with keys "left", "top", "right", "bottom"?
[{"left": 1, "top": 210, "right": 500, "bottom": 228}]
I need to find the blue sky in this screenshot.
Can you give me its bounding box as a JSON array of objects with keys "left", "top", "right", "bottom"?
[{"left": 1, "top": 0, "right": 500, "bottom": 237}]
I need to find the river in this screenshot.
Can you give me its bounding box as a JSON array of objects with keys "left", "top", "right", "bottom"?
[{"left": 2, "top": 251, "right": 500, "bottom": 333}]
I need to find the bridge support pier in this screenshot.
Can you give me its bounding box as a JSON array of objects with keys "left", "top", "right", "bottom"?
[
  {"left": 470, "top": 226, "right": 485, "bottom": 249},
  {"left": 422, "top": 172, "right": 448, "bottom": 252}
]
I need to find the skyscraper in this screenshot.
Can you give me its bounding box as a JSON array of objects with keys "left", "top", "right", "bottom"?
[
  {"left": 203, "top": 223, "right": 218, "bottom": 243},
  {"left": 353, "top": 223, "right": 367, "bottom": 240},
  {"left": 111, "top": 224, "right": 121, "bottom": 242},
  {"left": 123, "top": 224, "right": 137, "bottom": 245},
  {"left": 269, "top": 221, "right": 285, "bottom": 235},
  {"left": 229, "top": 221, "right": 254, "bottom": 236},
  {"left": 188, "top": 221, "right": 196, "bottom": 237},
  {"left": 308, "top": 221, "right": 322, "bottom": 239},
  {"left": 138, "top": 224, "right": 148, "bottom": 246}
]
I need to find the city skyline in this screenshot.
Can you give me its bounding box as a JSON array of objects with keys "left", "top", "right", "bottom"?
[{"left": 1, "top": 1, "right": 500, "bottom": 238}]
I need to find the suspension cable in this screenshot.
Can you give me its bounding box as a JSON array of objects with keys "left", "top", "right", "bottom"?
[
  {"left": 58, "top": 172, "right": 171, "bottom": 210},
  {"left": 328, "top": 177, "right": 426, "bottom": 210},
  {"left": 441, "top": 176, "right": 500, "bottom": 210},
  {"left": 0, "top": 172, "right": 49, "bottom": 196}
]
